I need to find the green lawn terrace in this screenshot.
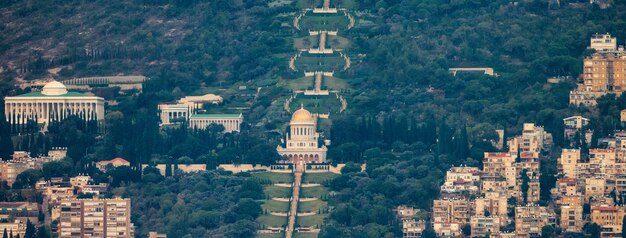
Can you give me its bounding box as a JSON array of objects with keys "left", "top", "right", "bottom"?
[
  {"left": 302, "top": 172, "right": 338, "bottom": 184},
  {"left": 296, "top": 0, "right": 358, "bottom": 9},
  {"left": 252, "top": 171, "right": 295, "bottom": 184},
  {"left": 294, "top": 53, "right": 346, "bottom": 72},
  {"left": 298, "top": 13, "right": 350, "bottom": 32},
  {"left": 288, "top": 94, "right": 343, "bottom": 114},
  {"left": 293, "top": 34, "right": 351, "bottom": 50},
  {"left": 252, "top": 171, "right": 293, "bottom": 231},
  {"left": 300, "top": 186, "right": 330, "bottom": 199},
  {"left": 282, "top": 75, "right": 349, "bottom": 92}
]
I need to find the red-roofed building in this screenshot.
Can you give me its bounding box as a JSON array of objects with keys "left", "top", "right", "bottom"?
[{"left": 96, "top": 158, "right": 130, "bottom": 171}]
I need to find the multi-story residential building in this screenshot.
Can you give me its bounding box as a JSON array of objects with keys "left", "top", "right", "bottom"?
[
  {"left": 508, "top": 123, "right": 552, "bottom": 155},
  {"left": 432, "top": 198, "right": 471, "bottom": 224},
  {"left": 440, "top": 166, "right": 481, "bottom": 198},
  {"left": 400, "top": 220, "right": 426, "bottom": 238},
  {"left": 482, "top": 152, "right": 517, "bottom": 192},
  {"left": 395, "top": 206, "right": 426, "bottom": 238},
  {"left": 58, "top": 198, "right": 134, "bottom": 238},
  {"left": 0, "top": 154, "right": 61, "bottom": 186},
  {"left": 0, "top": 202, "right": 39, "bottom": 226},
  {"left": 515, "top": 205, "right": 556, "bottom": 237},
  {"left": 590, "top": 33, "right": 618, "bottom": 52},
  {"left": 559, "top": 149, "right": 580, "bottom": 178},
  {"left": 470, "top": 216, "right": 502, "bottom": 237},
  {"left": 578, "top": 149, "right": 617, "bottom": 179},
  {"left": 432, "top": 222, "right": 460, "bottom": 238},
  {"left": 475, "top": 192, "right": 508, "bottom": 218},
  {"left": 570, "top": 33, "right": 626, "bottom": 105},
  {"left": 591, "top": 205, "right": 626, "bottom": 237},
  {"left": 555, "top": 178, "right": 578, "bottom": 197},
  {"left": 0, "top": 218, "right": 26, "bottom": 238},
  {"left": 585, "top": 177, "right": 607, "bottom": 201},
  {"left": 432, "top": 198, "right": 470, "bottom": 237},
  {"left": 560, "top": 205, "right": 583, "bottom": 232}
]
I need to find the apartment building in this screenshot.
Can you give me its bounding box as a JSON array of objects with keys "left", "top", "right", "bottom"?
[
  {"left": 559, "top": 149, "right": 580, "bottom": 178},
  {"left": 560, "top": 205, "right": 583, "bottom": 232},
  {"left": 58, "top": 198, "right": 134, "bottom": 238},
  {"left": 470, "top": 216, "right": 502, "bottom": 237},
  {"left": 475, "top": 192, "right": 508, "bottom": 217},
  {"left": 515, "top": 205, "right": 556, "bottom": 237},
  {"left": 590, "top": 205, "right": 626, "bottom": 237}
]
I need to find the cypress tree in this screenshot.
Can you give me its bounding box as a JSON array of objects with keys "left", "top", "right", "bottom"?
[
  {"left": 622, "top": 215, "right": 626, "bottom": 238},
  {"left": 2, "top": 228, "right": 7, "bottom": 238},
  {"left": 0, "top": 98, "right": 14, "bottom": 161},
  {"left": 24, "top": 219, "right": 35, "bottom": 238}
]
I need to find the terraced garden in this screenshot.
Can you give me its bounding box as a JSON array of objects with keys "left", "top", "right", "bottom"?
[{"left": 253, "top": 171, "right": 294, "bottom": 232}]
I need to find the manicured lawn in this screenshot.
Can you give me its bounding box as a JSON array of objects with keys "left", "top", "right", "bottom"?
[
  {"left": 265, "top": 186, "right": 293, "bottom": 198},
  {"left": 294, "top": 232, "right": 319, "bottom": 238},
  {"left": 293, "top": 36, "right": 319, "bottom": 49},
  {"left": 322, "top": 76, "right": 349, "bottom": 91},
  {"left": 334, "top": 0, "right": 357, "bottom": 9},
  {"left": 253, "top": 172, "right": 294, "bottom": 184},
  {"left": 294, "top": 54, "right": 346, "bottom": 72},
  {"left": 326, "top": 35, "right": 350, "bottom": 49},
  {"left": 262, "top": 199, "right": 291, "bottom": 213},
  {"left": 257, "top": 233, "right": 285, "bottom": 238},
  {"left": 296, "top": 0, "right": 322, "bottom": 8},
  {"left": 303, "top": 172, "right": 339, "bottom": 184},
  {"left": 297, "top": 199, "right": 326, "bottom": 213},
  {"left": 258, "top": 214, "right": 288, "bottom": 228},
  {"left": 289, "top": 95, "right": 342, "bottom": 114},
  {"left": 286, "top": 76, "right": 315, "bottom": 91},
  {"left": 300, "top": 186, "right": 329, "bottom": 198},
  {"left": 299, "top": 14, "right": 350, "bottom": 32},
  {"left": 296, "top": 214, "right": 326, "bottom": 228}
]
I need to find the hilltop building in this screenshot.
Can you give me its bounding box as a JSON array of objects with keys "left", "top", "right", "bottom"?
[
  {"left": 96, "top": 157, "right": 130, "bottom": 171},
  {"left": 570, "top": 34, "right": 626, "bottom": 106},
  {"left": 590, "top": 33, "right": 617, "bottom": 52},
  {"left": 4, "top": 81, "right": 104, "bottom": 125},
  {"left": 276, "top": 106, "right": 327, "bottom": 163},
  {"left": 188, "top": 114, "right": 243, "bottom": 132}
]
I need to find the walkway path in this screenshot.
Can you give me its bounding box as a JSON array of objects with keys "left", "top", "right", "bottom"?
[
  {"left": 315, "top": 72, "right": 323, "bottom": 92},
  {"left": 323, "top": 0, "right": 330, "bottom": 9},
  {"left": 286, "top": 162, "right": 304, "bottom": 238}
]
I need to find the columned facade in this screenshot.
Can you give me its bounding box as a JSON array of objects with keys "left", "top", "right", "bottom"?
[
  {"left": 188, "top": 114, "right": 243, "bottom": 133},
  {"left": 277, "top": 106, "right": 327, "bottom": 163},
  {"left": 4, "top": 81, "right": 104, "bottom": 125}
]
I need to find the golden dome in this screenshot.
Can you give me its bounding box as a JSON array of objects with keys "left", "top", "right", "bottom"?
[{"left": 291, "top": 105, "right": 313, "bottom": 122}]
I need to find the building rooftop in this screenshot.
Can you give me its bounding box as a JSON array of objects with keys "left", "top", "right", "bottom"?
[
  {"left": 14, "top": 91, "right": 88, "bottom": 97},
  {"left": 189, "top": 114, "right": 242, "bottom": 119}
]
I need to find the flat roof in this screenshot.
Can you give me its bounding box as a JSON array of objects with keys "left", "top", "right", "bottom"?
[
  {"left": 189, "top": 114, "right": 242, "bottom": 119},
  {"left": 13, "top": 91, "right": 88, "bottom": 97}
]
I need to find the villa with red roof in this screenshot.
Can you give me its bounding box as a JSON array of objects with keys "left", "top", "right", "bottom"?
[{"left": 96, "top": 157, "right": 130, "bottom": 171}]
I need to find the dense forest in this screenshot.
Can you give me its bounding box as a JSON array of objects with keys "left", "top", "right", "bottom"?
[{"left": 1, "top": 0, "right": 626, "bottom": 237}]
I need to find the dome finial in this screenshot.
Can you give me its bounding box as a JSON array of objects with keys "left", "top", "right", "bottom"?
[{"left": 300, "top": 103, "right": 304, "bottom": 109}]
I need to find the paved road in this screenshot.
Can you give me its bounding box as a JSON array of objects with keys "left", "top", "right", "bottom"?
[{"left": 286, "top": 162, "right": 304, "bottom": 238}]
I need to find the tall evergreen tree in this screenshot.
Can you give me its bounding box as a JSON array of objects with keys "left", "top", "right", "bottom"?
[
  {"left": 23, "top": 219, "right": 35, "bottom": 238},
  {"left": 622, "top": 215, "right": 626, "bottom": 238},
  {"left": 2, "top": 228, "right": 7, "bottom": 238},
  {"left": 0, "top": 98, "right": 14, "bottom": 161}
]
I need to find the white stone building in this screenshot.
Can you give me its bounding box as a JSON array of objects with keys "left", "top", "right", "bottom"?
[
  {"left": 158, "top": 93, "right": 223, "bottom": 125},
  {"left": 276, "top": 106, "right": 327, "bottom": 163},
  {"left": 4, "top": 81, "right": 104, "bottom": 125},
  {"left": 188, "top": 114, "right": 243, "bottom": 133}
]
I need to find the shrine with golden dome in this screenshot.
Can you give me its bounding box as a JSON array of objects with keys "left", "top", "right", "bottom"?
[{"left": 276, "top": 105, "right": 327, "bottom": 163}]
